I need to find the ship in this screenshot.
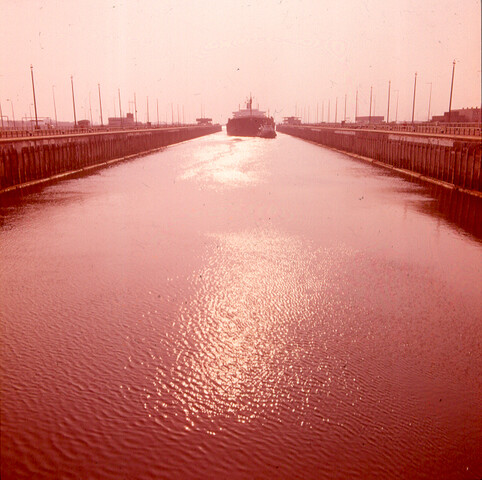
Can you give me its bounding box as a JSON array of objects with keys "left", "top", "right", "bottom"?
[{"left": 226, "top": 95, "right": 275, "bottom": 137}]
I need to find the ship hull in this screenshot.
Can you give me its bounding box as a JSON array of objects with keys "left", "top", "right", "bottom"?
[{"left": 226, "top": 117, "right": 274, "bottom": 137}]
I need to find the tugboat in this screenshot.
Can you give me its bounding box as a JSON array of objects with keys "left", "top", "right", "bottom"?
[
  {"left": 258, "top": 123, "right": 276, "bottom": 138},
  {"left": 226, "top": 95, "right": 275, "bottom": 137}
]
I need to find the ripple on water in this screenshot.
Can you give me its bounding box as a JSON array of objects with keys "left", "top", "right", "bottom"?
[{"left": 141, "top": 228, "right": 358, "bottom": 435}]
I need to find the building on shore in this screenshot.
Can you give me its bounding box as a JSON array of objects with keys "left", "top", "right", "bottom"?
[
  {"left": 108, "top": 112, "right": 135, "bottom": 127},
  {"left": 282, "top": 116, "right": 301, "bottom": 125},
  {"left": 355, "top": 116, "right": 384, "bottom": 124},
  {"left": 432, "top": 107, "right": 481, "bottom": 123},
  {"left": 196, "top": 117, "right": 212, "bottom": 125}
]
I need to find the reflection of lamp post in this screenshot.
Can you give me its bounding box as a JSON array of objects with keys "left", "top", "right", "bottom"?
[{"left": 7, "top": 99, "right": 15, "bottom": 128}]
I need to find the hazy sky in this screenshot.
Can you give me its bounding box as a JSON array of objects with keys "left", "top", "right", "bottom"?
[{"left": 1, "top": 0, "right": 480, "bottom": 124}]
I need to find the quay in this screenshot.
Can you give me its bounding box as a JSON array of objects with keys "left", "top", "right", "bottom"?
[
  {"left": 277, "top": 123, "right": 482, "bottom": 196},
  {"left": 0, "top": 125, "right": 221, "bottom": 193}
]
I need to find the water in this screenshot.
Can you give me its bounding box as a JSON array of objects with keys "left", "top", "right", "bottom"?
[{"left": 1, "top": 131, "right": 481, "bottom": 479}]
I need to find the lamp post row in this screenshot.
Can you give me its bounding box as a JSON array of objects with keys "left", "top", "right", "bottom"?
[{"left": 3, "top": 63, "right": 460, "bottom": 129}]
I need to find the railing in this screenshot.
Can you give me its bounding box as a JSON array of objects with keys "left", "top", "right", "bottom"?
[
  {"left": 0, "top": 123, "right": 202, "bottom": 140},
  {"left": 294, "top": 122, "right": 482, "bottom": 138}
]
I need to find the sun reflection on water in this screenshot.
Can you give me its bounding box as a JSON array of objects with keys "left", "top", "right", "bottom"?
[
  {"left": 179, "top": 137, "right": 267, "bottom": 189},
  {"left": 146, "top": 228, "right": 358, "bottom": 432}
]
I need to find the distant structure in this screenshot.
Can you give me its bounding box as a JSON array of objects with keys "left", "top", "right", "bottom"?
[
  {"left": 283, "top": 116, "right": 301, "bottom": 125},
  {"left": 78, "top": 119, "right": 91, "bottom": 128},
  {"left": 355, "top": 116, "right": 384, "bottom": 124},
  {"left": 432, "top": 107, "right": 481, "bottom": 123},
  {"left": 108, "top": 112, "right": 135, "bottom": 127},
  {"left": 196, "top": 117, "right": 212, "bottom": 125}
]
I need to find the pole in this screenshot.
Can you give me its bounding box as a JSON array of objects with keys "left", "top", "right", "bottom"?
[
  {"left": 98, "top": 84, "right": 103, "bottom": 126},
  {"left": 448, "top": 60, "right": 456, "bottom": 122},
  {"left": 322, "top": 100, "right": 324, "bottom": 122},
  {"left": 134, "top": 92, "right": 137, "bottom": 125},
  {"left": 52, "top": 86, "right": 58, "bottom": 126},
  {"left": 344, "top": 94, "right": 347, "bottom": 122},
  {"left": 355, "top": 89, "right": 358, "bottom": 122},
  {"left": 147, "top": 96, "right": 149, "bottom": 124},
  {"left": 118, "top": 88, "right": 123, "bottom": 126},
  {"left": 0, "top": 102, "right": 3, "bottom": 129},
  {"left": 412, "top": 72, "right": 417, "bottom": 124},
  {"left": 396, "top": 91, "right": 399, "bottom": 123},
  {"left": 8, "top": 100, "right": 15, "bottom": 128},
  {"left": 89, "top": 92, "right": 93, "bottom": 125},
  {"left": 171, "top": 103, "right": 174, "bottom": 125},
  {"left": 335, "top": 97, "right": 338, "bottom": 123},
  {"left": 328, "top": 100, "right": 330, "bottom": 123},
  {"left": 30, "top": 65, "right": 39, "bottom": 129},
  {"left": 427, "top": 82, "right": 432, "bottom": 121},
  {"left": 71, "top": 76, "right": 77, "bottom": 128},
  {"left": 387, "top": 80, "right": 391, "bottom": 123},
  {"left": 157, "top": 99, "right": 159, "bottom": 126},
  {"left": 369, "top": 86, "right": 372, "bottom": 123}
]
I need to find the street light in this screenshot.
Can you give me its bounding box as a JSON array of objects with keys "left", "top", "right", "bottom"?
[
  {"left": 448, "top": 60, "right": 456, "bottom": 122},
  {"left": 98, "top": 84, "right": 103, "bottom": 126},
  {"left": 7, "top": 99, "right": 15, "bottom": 128},
  {"left": 52, "top": 85, "right": 58, "bottom": 126},
  {"left": 412, "top": 72, "right": 417, "bottom": 124},
  {"left": 71, "top": 76, "right": 77, "bottom": 128},
  {"left": 426, "top": 82, "right": 432, "bottom": 122},
  {"left": 30, "top": 65, "right": 39, "bottom": 129},
  {"left": 387, "top": 80, "right": 391, "bottom": 123},
  {"left": 394, "top": 90, "right": 399, "bottom": 123}
]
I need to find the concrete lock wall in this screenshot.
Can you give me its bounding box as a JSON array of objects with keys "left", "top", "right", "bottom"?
[
  {"left": 0, "top": 125, "right": 221, "bottom": 192},
  {"left": 277, "top": 125, "right": 482, "bottom": 194}
]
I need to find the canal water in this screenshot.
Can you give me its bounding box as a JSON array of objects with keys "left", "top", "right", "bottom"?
[{"left": 1, "top": 131, "right": 481, "bottom": 479}]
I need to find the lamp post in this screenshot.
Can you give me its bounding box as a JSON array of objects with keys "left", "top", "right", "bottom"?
[
  {"left": 52, "top": 85, "right": 58, "bottom": 126},
  {"left": 448, "top": 60, "right": 456, "bottom": 122},
  {"left": 30, "top": 65, "right": 39, "bottom": 129},
  {"left": 134, "top": 92, "right": 137, "bottom": 125},
  {"left": 411, "top": 72, "right": 417, "bottom": 124},
  {"left": 98, "top": 84, "right": 103, "bottom": 126},
  {"left": 355, "top": 89, "right": 358, "bottom": 123},
  {"left": 394, "top": 90, "right": 399, "bottom": 123},
  {"left": 387, "top": 80, "right": 391, "bottom": 123},
  {"left": 71, "top": 76, "right": 77, "bottom": 128},
  {"left": 344, "top": 94, "right": 347, "bottom": 122},
  {"left": 7, "top": 99, "right": 15, "bottom": 129},
  {"left": 427, "top": 82, "right": 432, "bottom": 121},
  {"left": 118, "top": 88, "right": 123, "bottom": 127},
  {"left": 0, "top": 102, "right": 4, "bottom": 129}
]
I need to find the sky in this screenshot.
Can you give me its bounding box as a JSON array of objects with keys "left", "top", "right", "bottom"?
[{"left": 1, "top": 0, "right": 480, "bottom": 125}]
